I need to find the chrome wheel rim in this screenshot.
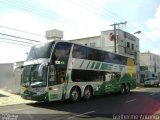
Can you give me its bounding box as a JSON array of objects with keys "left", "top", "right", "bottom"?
[
  {"left": 71, "top": 91, "right": 78, "bottom": 101},
  {"left": 84, "top": 89, "right": 91, "bottom": 99}
]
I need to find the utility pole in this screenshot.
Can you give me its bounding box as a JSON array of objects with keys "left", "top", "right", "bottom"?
[{"left": 110, "top": 21, "right": 127, "bottom": 53}]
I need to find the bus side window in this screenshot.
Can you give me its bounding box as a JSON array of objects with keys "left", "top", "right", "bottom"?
[
  {"left": 52, "top": 42, "right": 71, "bottom": 62},
  {"left": 72, "top": 45, "right": 87, "bottom": 59}
]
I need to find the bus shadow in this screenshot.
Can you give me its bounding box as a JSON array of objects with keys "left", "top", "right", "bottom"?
[
  {"left": 26, "top": 91, "right": 145, "bottom": 118},
  {"left": 26, "top": 89, "right": 160, "bottom": 120}
]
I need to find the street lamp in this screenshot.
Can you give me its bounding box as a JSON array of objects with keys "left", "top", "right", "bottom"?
[{"left": 134, "top": 31, "right": 141, "bottom": 34}]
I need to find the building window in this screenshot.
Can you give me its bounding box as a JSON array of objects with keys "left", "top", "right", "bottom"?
[
  {"left": 90, "top": 42, "right": 96, "bottom": 47},
  {"left": 131, "top": 44, "right": 134, "bottom": 49},
  {"left": 153, "top": 57, "right": 155, "bottom": 62},
  {"left": 127, "top": 42, "right": 130, "bottom": 48},
  {"left": 85, "top": 43, "right": 87, "bottom": 46}
]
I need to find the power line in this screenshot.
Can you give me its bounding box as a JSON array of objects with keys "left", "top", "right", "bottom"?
[
  {"left": 0, "top": 37, "right": 35, "bottom": 45},
  {"left": 69, "top": 0, "right": 118, "bottom": 23},
  {"left": 80, "top": 0, "right": 124, "bottom": 22},
  {"left": 0, "top": 26, "right": 45, "bottom": 37},
  {"left": 2, "top": 0, "right": 59, "bottom": 20},
  {"left": 69, "top": 0, "right": 137, "bottom": 32},
  {"left": 2, "top": 0, "right": 154, "bottom": 43},
  {"left": 0, "top": 39, "right": 32, "bottom": 47},
  {"left": 0, "top": 32, "right": 40, "bottom": 43},
  {"left": 89, "top": 0, "right": 136, "bottom": 31}
]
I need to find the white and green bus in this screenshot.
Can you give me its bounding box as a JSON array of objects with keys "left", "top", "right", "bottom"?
[{"left": 21, "top": 40, "right": 136, "bottom": 102}]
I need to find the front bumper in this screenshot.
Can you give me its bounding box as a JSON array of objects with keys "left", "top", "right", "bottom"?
[{"left": 21, "top": 92, "right": 48, "bottom": 102}]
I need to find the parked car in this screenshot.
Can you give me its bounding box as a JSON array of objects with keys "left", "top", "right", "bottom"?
[{"left": 144, "top": 77, "right": 159, "bottom": 87}]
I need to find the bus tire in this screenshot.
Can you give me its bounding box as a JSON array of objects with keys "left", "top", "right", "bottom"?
[
  {"left": 69, "top": 87, "right": 80, "bottom": 102},
  {"left": 156, "top": 83, "right": 159, "bottom": 87},
  {"left": 125, "top": 84, "right": 130, "bottom": 93},
  {"left": 83, "top": 86, "right": 93, "bottom": 101},
  {"left": 120, "top": 84, "right": 125, "bottom": 94}
]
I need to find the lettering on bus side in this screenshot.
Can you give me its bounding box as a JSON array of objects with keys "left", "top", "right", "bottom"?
[
  {"left": 101, "top": 63, "right": 113, "bottom": 70},
  {"left": 95, "top": 62, "right": 101, "bottom": 69},
  {"left": 90, "top": 62, "right": 96, "bottom": 69}
]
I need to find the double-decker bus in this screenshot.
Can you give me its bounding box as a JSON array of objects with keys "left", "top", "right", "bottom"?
[{"left": 21, "top": 40, "right": 136, "bottom": 102}]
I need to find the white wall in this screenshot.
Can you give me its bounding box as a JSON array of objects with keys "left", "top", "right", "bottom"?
[
  {"left": 0, "top": 63, "right": 14, "bottom": 91},
  {"left": 140, "top": 52, "right": 160, "bottom": 77},
  {"left": 0, "top": 63, "right": 23, "bottom": 93}
]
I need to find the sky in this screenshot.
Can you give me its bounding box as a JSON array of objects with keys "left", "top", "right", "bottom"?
[{"left": 0, "top": 0, "right": 160, "bottom": 63}]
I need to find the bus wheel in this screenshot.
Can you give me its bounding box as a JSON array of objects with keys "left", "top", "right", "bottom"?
[
  {"left": 69, "top": 87, "right": 80, "bottom": 102},
  {"left": 120, "top": 84, "right": 125, "bottom": 94},
  {"left": 83, "top": 86, "right": 93, "bottom": 101},
  {"left": 125, "top": 84, "right": 130, "bottom": 93},
  {"left": 157, "top": 83, "right": 159, "bottom": 87}
]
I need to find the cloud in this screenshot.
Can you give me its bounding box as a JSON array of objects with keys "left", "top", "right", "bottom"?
[
  {"left": 150, "top": 49, "right": 160, "bottom": 56},
  {"left": 0, "top": 12, "right": 47, "bottom": 39},
  {"left": 0, "top": 12, "right": 46, "bottom": 62},
  {"left": 146, "top": 6, "right": 160, "bottom": 30},
  {"left": 140, "top": 6, "right": 160, "bottom": 54},
  {"left": 145, "top": 6, "right": 160, "bottom": 38},
  {"left": 0, "top": 43, "right": 29, "bottom": 63},
  {"left": 0, "top": 0, "right": 112, "bottom": 62},
  {"left": 0, "top": 0, "right": 112, "bottom": 39},
  {"left": 41, "top": 0, "right": 112, "bottom": 39}
]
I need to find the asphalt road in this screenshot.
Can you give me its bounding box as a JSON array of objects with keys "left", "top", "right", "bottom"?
[{"left": 0, "top": 87, "right": 160, "bottom": 120}]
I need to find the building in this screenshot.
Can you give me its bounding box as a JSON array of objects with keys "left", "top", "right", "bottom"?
[
  {"left": 45, "top": 29, "right": 63, "bottom": 41},
  {"left": 69, "top": 29, "right": 140, "bottom": 82},
  {"left": 0, "top": 61, "right": 24, "bottom": 93},
  {"left": 13, "top": 61, "right": 24, "bottom": 93},
  {"left": 0, "top": 63, "right": 14, "bottom": 91},
  {"left": 140, "top": 52, "right": 160, "bottom": 82}
]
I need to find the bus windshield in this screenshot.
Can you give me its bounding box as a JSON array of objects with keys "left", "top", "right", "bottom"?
[
  {"left": 27, "top": 41, "right": 54, "bottom": 61},
  {"left": 21, "top": 64, "right": 48, "bottom": 87}
]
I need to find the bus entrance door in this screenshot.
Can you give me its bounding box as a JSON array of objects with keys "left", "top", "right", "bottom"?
[
  {"left": 48, "top": 84, "right": 64, "bottom": 101},
  {"left": 48, "top": 69, "right": 66, "bottom": 101}
]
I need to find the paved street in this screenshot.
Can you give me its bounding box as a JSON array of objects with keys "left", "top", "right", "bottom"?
[
  {"left": 0, "top": 87, "right": 160, "bottom": 120},
  {"left": 0, "top": 89, "right": 35, "bottom": 106}
]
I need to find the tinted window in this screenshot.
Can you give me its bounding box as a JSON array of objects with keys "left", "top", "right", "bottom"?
[
  {"left": 100, "top": 51, "right": 109, "bottom": 62},
  {"left": 53, "top": 42, "right": 72, "bottom": 61},
  {"left": 72, "top": 44, "right": 127, "bottom": 65},
  {"left": 72, "top": 45, "right": 87, "bottom": 59},
  {"left": 49, "top": 42, "right": 72, "bottom": 86},
  {"left": 87, "top": 48, "right": 101, "bottom": 61},
  {"left": 71, "top": 69, "right": 105, "bottom": 82},
  {"left": 101, "top": 52, "right": 127, "bottom": 65}
]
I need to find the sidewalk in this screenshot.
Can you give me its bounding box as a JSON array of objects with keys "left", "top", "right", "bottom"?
[{"left": 0, "top": 89, "right": 35, "bottom": 107}]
